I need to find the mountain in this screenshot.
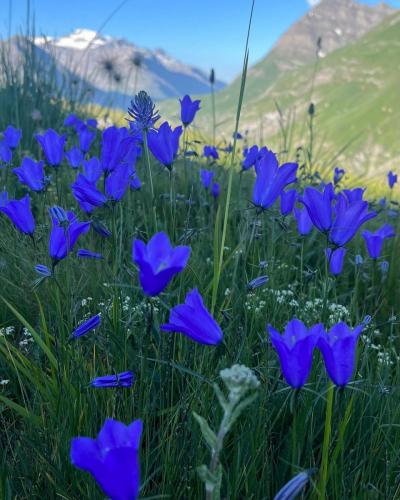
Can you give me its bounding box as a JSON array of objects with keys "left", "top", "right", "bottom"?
[
  {"left": 3, "top": 28, "right": 225, "bottom": 107},
  {"left": 159, "top": 0, "right": 399, "bottom": 180}
]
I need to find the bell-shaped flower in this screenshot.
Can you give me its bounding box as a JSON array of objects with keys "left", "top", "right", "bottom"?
[
  {"left": 132, "top": 231, "right": 190, "bottom": 296},
  {"left": 3, "top": 125, "right": 22, "bottom": 149},
  {"left": 82, "top": 158, "right": 102, "bottom": 183},
  {"left": 90, "top": 371, "right": 134, "bottom": 388},
  {"left": 242, "top": 145, "right": 259, "bottom": 171},
  {"left": 253, "top": 150, "right": 297, "bottom": 210},
  {"left": 294, "top": 206, "right": 313, "bottom": 235},
  {"left": 200, "top": 169, "right": 214, "bottom": 189},
  {"left": 343, "top": 187, "right": 365, "bottom": 203},
  {"left": 333, "top": 167, "right": 345, "bottom": 185},
  {"left": 49, "top": 210, "right": 90, "bottom": 262},
  {"left": 105, "top": 164, "right": 131, "bottom": 202},
  {"left": 268, "top": 319, "right": 323, "bottom": 389},
  {"left": 35, "top": 128, "right": 65, "bottom": 166},
  {"left": 362, "top": 223, "right": 395, "bottom": 259},
  {"left": 13, "top": 158, "right": 45, "bottom": 192},
  {"left": 100, "top": 126, "right": 137, "bottom": 173},
  {"left": 388, "top": 171, "right": 397, "bottom": 189},
  {"left": 301, "top": 183, "right": 335, "bottom": 232},
  {"left": 71, "top": 418, "right": 142, "bottom": 500},
  {"left": 71, "top": 173, "right": 107, "bottom": 213},
  {"left": 180, "top": 95, "right": 201, "bottom": 127},
  {"left": 280, "top": 189, "right": 297, "bottom": 216},
  {"left": 329, "top": 193, "right": 376, "bottom": 247},
  {"left": 203, "top": 145, "right": 219, "bottom": 160},
  {"left": 78, "top": 124, "right": 96, "bottom": 153},
  {"left": 66, "top": 147, "right": 84, "bottom": 169},
  {"left": 0, "top": 141, "right": 12, "bottom": 163},
  {"left": 0, "top": 194, "right": 35, "bottom": 235},
  {"left": 326, "top": 247, "right": 346, "bottom": 275},
  {"left": 211, "top": 182, "right": 220, "bottom": 199},
  {"left": 147, "top": 121, "right": 182, "bottom": 169},
  {"left": 161, "top": 288, "right": 223, "bottom": 345},
  {"left": 317, "top": 322, "right": 363, "bottom": 387},
  {"left": 130, "top": 173, "right": 142, "bottom": 191}
]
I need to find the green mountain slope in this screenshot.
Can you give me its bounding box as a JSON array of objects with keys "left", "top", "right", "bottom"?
[{"left": 159, "top": 10, "right": 400, "bottom": 184}]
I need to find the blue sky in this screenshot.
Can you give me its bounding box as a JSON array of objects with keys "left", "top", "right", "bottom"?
[{"left": 3, "top": 0, "right": 399, "bottom": 82}]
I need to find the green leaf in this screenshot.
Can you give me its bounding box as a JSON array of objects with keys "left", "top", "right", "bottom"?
[
  {"left": 229, "top": 392, "right": 258, "bottom": 428},
  {"left": 213, "top": 383, "right": 228, "bottom": 412},
  {"left": 0, "top": 395, "right": 41, "bottom": 427},
  {"left": 193, "top": 412, "right": 217, "bottom": 450}
]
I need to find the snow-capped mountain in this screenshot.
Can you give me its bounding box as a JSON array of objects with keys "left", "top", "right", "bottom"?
[{"left": 5, "top": 28, "right": 225, "bottom": 108}]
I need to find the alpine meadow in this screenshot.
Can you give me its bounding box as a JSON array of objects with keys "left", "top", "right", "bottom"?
[{"left": 0, "top": 0, "right": 400, "bottom": 499}]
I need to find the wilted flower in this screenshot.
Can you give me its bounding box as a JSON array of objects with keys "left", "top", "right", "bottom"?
[
  {"left": 77, "top": 249, "right": 103, "bottom": 260},
  {"left": 317, "top": 322, "right": 363, "bottom": 387},
  {"left": 247, "top": 275, "right": 269, "bottom": 290},
  {"left": 274, "top": 470, "right": 315, "bottom": 500},
  {"left": 13, "top": 158, "right": 45, "bottom": 192},
  {"left": 268, "top": 319, "right": 322, "bottom": 388},
  {"left": 388, "top": 171, "right": 397, "bottom": 189},
  {"left": 0, "top": 194, "right": 35, "bottom": 235},
  {"left": 49, "top": 211, "right": 90, "bottom": 262},
  {"left": 128, "top": 90, "right": 160, "bottom": 131},
  {"left": 66, "top": 147, "right": 84, "bottom": 169},
  {"left": 132, "top": 231, "right": 190, "bottom": 296},
  {"left": 253, "top": 150, "right": 297, "bottom": 210},
  {"left": 203, "top": 145, "right": 219, "bottom": 160},
  {"left": 280, "top": 189, "right": 297, "bottom": 216},
  {"left": 35, "top": 264, "right": 52, "bottom": 277},
  {"left": 161, "top": 288, "right": 223, "bottom": 345},
  {"left": 326, "top": 247, "right": 346, "bottom": 275},
  {"left": 180, "top": 95, "right": 201, "bottom": 127},
  {"left": 200, "top": 169, "right": 214, "bottom": 189},
  {"left": 71, "top": 418, "right": 142, "bottom": 499},
  {"left": 70, "top": 314, "right": 101, "bottom": 339},
  {"left": 147, "top": 122, "right": 182, "bottom": 169},
  {"left": 35, "top": 128, "right": 66, "bottom": 166},
  {"left": 362, "top": 223, "right": 395, "bottom": 259},
  {"left": 90, "top": 371, "right": 134, "bottom": 388}
]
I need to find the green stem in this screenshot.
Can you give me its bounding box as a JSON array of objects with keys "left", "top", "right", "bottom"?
[{"left": 318, "top": 382, "right": 334, "bottom": 499}]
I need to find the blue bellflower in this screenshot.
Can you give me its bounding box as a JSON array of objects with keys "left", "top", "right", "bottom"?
[
  {"left": 83, "top": 158, "right": 103, "bottom": 183},
  {"left": 242, "top": 145, "right": 259, "bottom": 171},
  {"left": 71, "top": 314, "right": 101, "bottom": 339},
  {"left": 326, "top": 247, "right": 346, "bottom": 275},
  {"left": 268, "top": 319, "right": 322, "bottom": 389},
  {"left": 147, "top": 122, "right": 182, "bottom": 169},
  {"left": 0, "top": 141, "right": 12, "bottom": 163},
  {"left": 90, "top": 371, "right": 134, "bottom": 388},
  {"left": 132, "top": 231, "right": 190, "bottom": 296},
  {"left": 161, "top": 288, "right": 223, "bottom": 345},
  {"left": 293, "top": 206, "right": 313, "bottom": 235},
  {"left": 78, "top": 124, "right": 96, "bottom": 153},
  {"left": 3, "top": 125, "right": 22, "bottom": 149},
  {"left": 200, "top": 169, "right": 215, "bottom": 189},
  {"left": 388, "top": 171, "right": 397, "bottom": 189},
  {"left": 49, "top": 211, "right": 90, "bottom": 261},
  {"left": 100, "top": 126, "right": 137, "bottom": 173},
  {"left": 35, "top": 128, "right": 66, "bottom": 166},
  {"left": 211, "top": 182, "right": 220, "bottom": 199},
  {"left": 253, "top": 150, "right": 298, "bottom": 210},
  {"left": 0, "top": 194, "right": 35, "bottom": 235},
  {"left": 77, "top": 249, "right": 103, "bottom": 260},
  {"left": 317, "top": 322, "right": 363, "bottom": 387},
  {"left": 301, "top": 183, "right": 335, "bottom": 232},
  {"left": 66, "top": 147, "right": 84, "bottom": 169},
  {"left": 130, "top": 173, "right": 142, "bottom": 191},
  {"left": 71, "top": 418, "right": 142, "bottom": 500},
  {"left": 180, "top": 95, "right": 201, "bottom": 126},
  {"left": 105, "top": 164, "right": 131, "bottom": 202},
  {"left": 71, "top": 174, "right": 107, "bottom": 213},
  {"left": 333, "top": 167, "right": 345, "bottom": 185},
  {"left": 280, "top": 189, "right": 297, "bottom": 216},
  {"left": 362, "top": 223, "right": 395, "bottom": 259},
  {"left": 13, "top": 158, "right": 45, "bottom": 192},
  {"left": 203, "top": 145, "right": 219, "bottom": 160}
]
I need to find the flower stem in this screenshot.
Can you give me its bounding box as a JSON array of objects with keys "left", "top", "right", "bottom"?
[{"left": 318, "top": 381, "right": 334, "bottom": 499}]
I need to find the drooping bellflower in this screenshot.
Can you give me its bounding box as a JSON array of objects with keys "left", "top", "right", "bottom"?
[
  {"left": 71, "top": 174, "right": 107, "bottom": 213},
  {"left": 317, "top": 322, "right": 363, "bottom": 387},
  {"left": 280, "top": 189, "right": 297, "bottom": 216},
  {"left": 180, "top": 95, "right": 201, "bottom": 127},
  {"left": 13, "top": 158, "right": 45, "bottom": 192},
  {"left": 70, "top": 314, "right": 101, "bottom": 339},
  {"left": 268, "top": 319, "right": 322, "bottom": 389},
  {"left": 147, "top": 122, "right": 182, "bottom": 170},
  {"left": 132, "top": 231, "right": 190, "bottom": 296},
  {"left": 388, "top": 171, "right": 397, "bottom": 189},
  {"left": 326, "top": 247, "right": 346, "bottom": 275},
  {"left": 35, "top": 128, "right": 66, "bottom": 166},
  {"left": 0, "top": 194, "right": 35, "bottom": 235},
  {"left": 49, "top": 210, "right": 90, "bottom": 262},
  {"left": 161, "top": 288, "right": 223, "bottom": 345},
  {"left": 203, "top": 145, "right": 219, "bottom": 160},
  {"left": 362, "top": 223, "right": 395, "bottom": 259},
  {"left": 242, "top": 145, "right": 259, "bottom": 171},
  {"left": 253, "top": 150, "right": 298, "bottom": 210},
  {"left": 90, "top": 371, "right": 134, "bottom": 388},
  {"left": 71, "top": 418, "right": 142, "bottom": 500}
]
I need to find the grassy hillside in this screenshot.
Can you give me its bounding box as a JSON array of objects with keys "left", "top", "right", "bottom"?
[{"left": 159, "top": 12, "right": 400, "bottom": 182}]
